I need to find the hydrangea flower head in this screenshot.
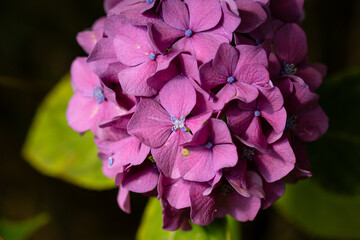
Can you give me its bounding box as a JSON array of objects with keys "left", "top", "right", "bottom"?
[{"left": 67, "top": 0, "right": 329, "bottom": 231}]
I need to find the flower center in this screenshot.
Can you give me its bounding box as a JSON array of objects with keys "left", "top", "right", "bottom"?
[
  {"left": 146, "top": 0, "right": 154, "bottom": 3},
  {"left": 205, "top": 141, "right": 213, "bottom": 149},
  {"left": 185, "top": 29, "right": 193, "bottom": 37},
  {"left": 241, "top": 147, "right": 256, "bottom": 161},
  {"left": 171, "top": 116, "right": 187, "bottom": 132},
  {"left": 227, "top": 76, "right": 235, "bottom": 83},
  {"left": 254, "top": 110, "right": 261, "bottom": 117},
  {"left": 149, "top": 53, "right": 156, "bottom": 61},
  {"left": 285, "top": 114, "right": 297, "bottom": 131},
  {"left": 108, "top": 157, "right": 114, "bottom": 167},
  {"left": 221, "top": 183, "right": 233, "bottom": 197},
  {"left": 282, "top": 62, "right": 297, "bottom": 75},
  {"left": 93, "top": 86, "right": 105, "bottom": 104}
]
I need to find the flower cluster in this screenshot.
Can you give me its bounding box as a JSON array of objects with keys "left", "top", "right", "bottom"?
[{"left": 67, "top": 0, "right": 328, "bottom": 230}]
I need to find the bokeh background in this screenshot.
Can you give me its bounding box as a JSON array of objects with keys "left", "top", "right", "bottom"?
[{"left": 1, "top": 0, "right": 360, "bottom": 239}]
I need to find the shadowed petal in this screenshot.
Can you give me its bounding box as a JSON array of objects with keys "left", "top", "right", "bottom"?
[{"left": 213, "top": 43, "right": 239, "bottom": 77}]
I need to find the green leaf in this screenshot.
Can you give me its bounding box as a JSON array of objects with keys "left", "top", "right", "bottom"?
[
  {"left": 22, "top": 75, "right": 115, "bottom": 190},
  {"left": 136, "top": 198, "right": 241, "bottom": 240},
  {"left": 275, "top": 179, "right": 360, "bottom": 239},
  {"left": 0, "top": 213, "right": 50, "bottom": 240},
  {"left": 309, "top": 68, "right": 360, "bottom": 195}
]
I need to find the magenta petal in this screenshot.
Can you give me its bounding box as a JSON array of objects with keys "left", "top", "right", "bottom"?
[
  {"left": 70, "top": 58, "right": 99, "bottom": 93},
  {"left": 261, "top": 107, "right": 287, "bottom": 141},
  {"left": 112, "top": 136, "right": 151, "bottom": 167},
  {"left": 113, "top": 24, "right": 156, "bottom": 66},
  {"left": 199, "top": 61, "right": 226, "bottom": 90},
  {"left": 122, "top": 163, "right": 159, "bottom": 193},
  {"left": 233, "top": 83, "right": 259, "bottom": 103},
  {"left": 159, "top": 76, "right": 196, "bottom": 118},
  {"left": 186, "top": 0, "right": 222, "bottom": 32},
  {"left": 76, "top": 18, "right": 105, "bottom": 54},
  {"left": 148, "top": 22, "right": 184, "bottom": 54},
  {"left": 213, "top": 43, "right": 239, "bottom": 77},
  {"left": 241, "top": 117, "right": 268, "bottom": 150},
  {"left": 187, "top": 32, "right": 229, "bottom": 63},
  {"left": 178, "top": 54, "right": 201, "bottom": 85},
  {"left": 262, "top": 180, "right": 285, "bottom": 209},
  {"left": 210, "top": 118, "right": 233, "bottom": 144},
  {"left": 258, "top": 87, "right": 284, "bottom": 112},
  {"left": 117, "top": 186, "right": 131, "bottom": 214},
  {"left": 217, "top": 192, "right": 261, "bottom": 221},
  {"left": 296, "top": 66, "right": 323, "bottom": 90},
  {"left": 190, "top": 183, "right": 217, "bottom": 226},
  {"left": 180, "top": 146, "right": 214, "bottom": 182},
  {"left": 213, "top": 84, "right": 237, "bottom": 110},
  {"left": 295, "top": 105, "right": 329, "bottom": 142},
  {"left": 186, "top": 112, "right": 212, "bottom": 136},
  {"left": 227, "top": 104, "right": 253, "bottom": 134},
  {"left": 212, "top": 144, "right": 238, "bottom": 173},
  {"left": 274, "top": 23, "right": 307, "bottom": 65},
  {"left": 162, "top": 0, "right": 189, "bottom": 30},
  {"left": 162, "top": 177, "right": 191, "bottom": 209},
  {"left": 255, "top": 137, "right": 295, "bottom": 182},
  {"left": 235, "top": 45, "right": 268, "bottom": 68},
  {"left": 127, "top": 99, "right": 172, "bottom": 148},
  {"left": 235, "top": 0, "right": 267, "bottom": 33},
  {"left": 220, "top": 1, "right": 242, "bottom": 38},
  {"left": 162, "top": 199, "right": 191, "bottom": 231},
  {"left": 66, "top": 93, "right": 95, "bottom": 133},
  {"left": 152, "top": 131, "right": 192, "bottom": 178},
  {"left": 119, "top": 61, "right": 158, "bottom": 96},
  {"left": 270, "top": 0, "right": 304, "bottom": 23},
  {"left": 235, "top": 64, "right": 269, "bottom": 86}
]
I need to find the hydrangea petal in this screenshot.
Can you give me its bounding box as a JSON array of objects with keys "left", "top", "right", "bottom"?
[
  {"left": 162, "top": 0, "right": 189, "bottom": 30},
  {"left": 185, "top": 0, "right": 222, "bottom": 32},
  {"left": 127, "top": 99, "right": 172, "bottom": 148}
]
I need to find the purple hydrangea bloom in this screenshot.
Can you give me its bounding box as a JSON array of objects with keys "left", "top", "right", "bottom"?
[{"left": 67, "top": 0, "right": 329, "bottom": 230}]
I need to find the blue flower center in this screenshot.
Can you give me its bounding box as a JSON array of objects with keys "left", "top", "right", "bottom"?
[
  {"left": 255, "top": 39, "right": 262, "bottom": 45},
  {"left": 185, "top": 29, "right": 193, "bottom": 37},
  {"left": 241, "top": 147, "right": 256, "bottom": 161},
  {"left": 149, "top": 53, "right": 156, "bottom": 61},
  {"left": 93, "top": 86, "right": 105, "bottom": 104},
  {"left": 282, "top": 62, "right": 297, "bottom": 75},
  {"left": 171, "top": 116, "right": 187, "bottom": 132},
  {"left": 205, "top": 141, "right": 213, "bottom": 149},
  {"left": 227, "top": 76, "right": 235, "bottom": 83},
  {"left": 146, "top": 0, "right": 154, "bottom": 3},
  {"left": 285, "top": 114, "right": 297, "bottom": 131},
  {"left": 108, "top": 157, "right": 114, "bottom": 167},
  {"left": 254, "top": 110, "right": 261, "bottom": 117}
]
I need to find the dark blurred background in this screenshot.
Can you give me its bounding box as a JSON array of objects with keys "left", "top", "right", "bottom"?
[{"left": 0, "top": 0, "right": 359, "bottom": 239}]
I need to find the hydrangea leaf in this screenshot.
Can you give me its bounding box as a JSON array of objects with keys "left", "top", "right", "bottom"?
[
  {"left": 309, "top": 69, "right": 360, "bottom": 195},
  {"left": 0, "top": 213, "right": 50, "bottom": 240},
  {"left": 275, "top": 179, "right": 360, "bottom": 239},
  {"left": 136, "top": 198, "right": 241, "bottom": 240},
  {"left": 22, "top": 74, "right": 115, "bottom": 190}
]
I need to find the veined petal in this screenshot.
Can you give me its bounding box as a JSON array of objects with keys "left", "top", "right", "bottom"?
[
  {"left": 185, "top": 0, "right": 222, "bottom": 32},
  {"left": 127, "top": 99, "right": 172, "bottom": 148}
]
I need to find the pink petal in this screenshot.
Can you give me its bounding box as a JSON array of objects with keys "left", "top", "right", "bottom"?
[
  {"left": 162, "top": 0, "right": 189, "bottom": 30},
  {"left": 210, "top": 118, "right": 233, "bottom": 144},
  {"left": 235, "top": 0, "right": 267, "bottom": 33},
  {"left": 190, "top": 182, "right": 217, "bottom": 226},
  {"left": 113, "top": 24, "right": 157, "bottom": 66},
  {"left": 241, "top": 116, "right": 268, "bottom": 150},
  {"left": 262, "top": 180, "right": 286, "bottom": 209},
  {"left": 66, "top": 93, "right": 96, "bottom": 133},
  {"left": 213, "top": 84, "right": 237, "bottom": 110},
  {"left": 233, "top": 82, "right": 259, "bottom": 103},
  {"left": 258, "top": 87, "right": 284, "bottom": 113},
  {"left": 185, "top": 0, "right": 222, "bottom": 32},
  {"left": 227, "top": 103, "right": 254, "bottom": 134},
  {"left": 148, "top": 21, "right": 184, "bottom": 54},
  {"left": 119, "top": 60, "right": 158, "bottom": 96},
  {"left": 296, "top": 66, "right": 323, "bottom": 90},
  {"left": 127, "top": 99, "right": 172, "bottom": 148},
  {"left": 70, "top": 57, "right": 99, "bottom": 93},
  {"left": 261, "top": 107, "right": 287, "bottom": 143},
  {"left": 159, "top": 75, "right": 196, "bottom": 119},
  {"left": 212, "top": 144, "right": 238, "bottom": 173},
  {"left": 117, "top": 186, "right": 131, "bottom": 214},
  {"left": 122, "top": 163, "right": 159, "bottom": 193},
  {"left": 235, "top": 45, "right": 268, "bottom": 69},
  {"left": 152, "top": 131, "right": 192, "bottom": 178},
  {"left": 255, "top": 137, "right": 295, "bottom": 182},
  {"left": 179, "top": 146, "right": 215, "bottom": 182},
  {"left": 295, "top": 105, "right": 329, "bottom": 142},
  {"left": 273, "top": 23, "right": 307, "bottom": 65},
  {"left": 199, "top": 61, "right": 226, "bottom": 90},
  {"left": 186, "top": 111, "right": 212, "bottom": 136},
  {"left": 213, "top": 43, "right": 239, "bottom": 77},
  {"left": 162, "top": 177, "right": 191, "bottom": 209},
  {"left": 112, "top": 136, "right": 150, "bottom": 167}
]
